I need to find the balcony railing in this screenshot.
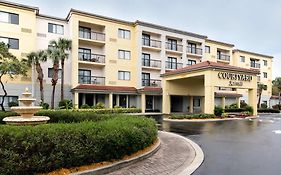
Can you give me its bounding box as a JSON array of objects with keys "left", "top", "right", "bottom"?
[
  {"left": 217, "top": 54, "right": 230, "bottom": 61},
  {"left": 78, "top": 52, "right": 105, "bottom": 63},
  {"left": 250, "top": 62, "right": 261, "bottom": 68},
  {"left": 165, "top": 61, "right": 183, "bottom": 69},
  {"left": 165, "top": 42, "right": 183, "bottom": 52},
  {"left": 187, "top": 46, "right": 202, "bottom": 55},
  {"left": 142, "top": 38, "right": 161, "bottom": 48},
  {"left": 79, "top": 31, "right": 105, "bottom": 41},
  {"left": 142, "top": 58, "right": 161, "bottom": 68},
  {"left": 78, "top": 75, "right": 105, "bottom": 85},
  {"left": 142, "top": 79, "right": 161, "bottom": 87}
]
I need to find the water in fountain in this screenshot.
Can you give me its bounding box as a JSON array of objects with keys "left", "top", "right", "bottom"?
[{"left": 3, "top": 88, "right": 50, "bottom": 125}]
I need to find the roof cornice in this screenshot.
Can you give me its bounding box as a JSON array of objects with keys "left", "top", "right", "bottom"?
[
  {"left": 0, "top": 0, "right": 39, "bottom": 13},
  {"left": 206, "top": 39, "right": 235, "bottom": 47},
  {"left": 233, "top": 49, "right": 273, "bottom": 59}
]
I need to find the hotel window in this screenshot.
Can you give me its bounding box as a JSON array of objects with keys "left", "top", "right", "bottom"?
[
  {"left": 48, "top": 68, "right": 62, "bottom": 79},
  {"left": 142, "top": 73, "right": 150, "bottom": 86},
  {"left": 205, "top": 46, "right": 210, "bottom": 53},
  {"left": 118, "top": 71, "right": 130, "bottom": 80},
  {"left": 79, "top": 26, "right": 91, "bottom": 39},
  {"left": 263, "top": 72, "right": 268, "bottom": 78},
  {"left": 263, "top": 60, "right": 268, "bottom": 66},
  {"left": 167, "top": 39, "right": 177, "bottom": 51},
  {"left": 142, "top": 53, "right": 151, "bottom": 66},
  {"left": 78, "top": 69, "right": 91, "bottom": 84},
  {"left": 240, "top": 56, "right": 245, "bottom": 62},
  {"left": 118, "top": 29, "right": 130, "bottom": 39},
  {"left": 187, "top": 59, "right": 196, "bottom": 66},
  {"left": 167, "top": 57, "right": 177, "bottom": 69},
  {"left": 0, "top": 11, "right": 19, "bottom": 24},
  {"left": 142, "top": 34, "right": 150, "bottom": 46},
  {"left": 0, "top": 37, "right": 19, "bottom": 49},
  {"left": 118, "top": 50, "right": 131, "bottom": 60},
  {"left": 48, "top": 23, "right": 64, "bottom": 35},
  {"left": 78, "top": 48, "right": 91, "bottom": 61}
]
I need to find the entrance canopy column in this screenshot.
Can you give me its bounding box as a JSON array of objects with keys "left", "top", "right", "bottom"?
[
  {"left": 204, "top": 72, "right": 215, "bottom": 114},
  {"left": 162, "top": 80, "right": 171, "bottom": 114},
  {"left": 189, "top": 96, "right": 193, "bottom": 113},
  {"left": 141, "top": 93, "right": 146, "bottom": 113},
  {"left": 248, "top": 88, "right": 258, "bottom": 115},
  {"left": 221, "top": 97, "right": 226, "bottom": 109}
]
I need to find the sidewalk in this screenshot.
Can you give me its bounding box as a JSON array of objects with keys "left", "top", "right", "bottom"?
[{"left": 106, "top": 131, "right": 204, "bottom": 175}]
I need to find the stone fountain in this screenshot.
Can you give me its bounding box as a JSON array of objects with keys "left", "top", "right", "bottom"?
[{"left": 3, "top": 88, "right": 50, "bottom": 125}]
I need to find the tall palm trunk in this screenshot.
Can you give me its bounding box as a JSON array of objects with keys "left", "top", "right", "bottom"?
[
  {"left": 35, "top": 63, "right": 44, "bottom": 103},
  {"left": 60, "top": 58, "right": 65, "bottom": 101},
  {"left": 0, "top": 74, "right": 7, "bottom": 111},
  {"left": 51, "top": 62, "right": 59, "bottom": 109}
]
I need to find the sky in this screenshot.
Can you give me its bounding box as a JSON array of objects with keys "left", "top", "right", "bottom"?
[{"left": 10, "top": 0, "right": 281, "bottom": 78}]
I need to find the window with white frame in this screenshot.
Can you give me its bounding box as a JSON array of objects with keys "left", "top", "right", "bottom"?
[
  {"left": 118, "top": 49, "right": 131, "bottom": 60},
  {"left": 263, "top": 72, "right": 268, "bottom": 78},
  {"left": 205, "top": 46, "right": 210, "bottom": 53},
  {"left": 48, "top": 23, "right": 64, "bottom": 35},
  {"left": 0, "top": 36, "right": 19, "bottom": 49},
  {"left": 48, "top": 68, "right": 62, "bottom": 79},
  {"left": 118, "top": 29, "right": 130, "bottom": 39},
  {"left": 0, "top": 11, "right": 19, "bottom": 24},
  {"left": 240, "top": 56, "right": 245, "bottom": 62},
  {"left": 118, "top": 71, "right": 130, "bottom": 80},
  {"left": 263, "top": 60, "right": 268, "bottom": 66}
]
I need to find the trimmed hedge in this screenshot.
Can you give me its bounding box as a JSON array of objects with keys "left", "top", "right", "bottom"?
[
  {"left": 0, "top": 108, "right": 141, "bottom": 124},
  {"left": 0, "top": 116, "right": 157, "bottom": 175},
  {"left": 224, "top": 108, "right": 248, "bottom": 112},
  {"left": 258, "top": 108, "right": 280, "bottom": 113},
  {"left": 169, "top": 113, "right": 216, "bottom": 119}
]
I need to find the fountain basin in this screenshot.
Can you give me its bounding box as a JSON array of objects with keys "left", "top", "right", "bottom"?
[
  {"left": 11, "top": 106, "right": 42, "bottom": 118},
  {"left": 3, "top": 116, "right": 50, "bottom": 125},
  {"left": 17, "top": 98, "right": 36, "bottom": 106}
]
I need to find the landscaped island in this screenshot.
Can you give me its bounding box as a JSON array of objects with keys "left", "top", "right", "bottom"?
[{"left": 0, "top": 109, "right": 157, "bottom": 175}]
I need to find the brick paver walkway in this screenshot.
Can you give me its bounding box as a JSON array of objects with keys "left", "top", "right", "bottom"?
[{"left": 106, "top": 131, "right": 195, "bottom": 175}]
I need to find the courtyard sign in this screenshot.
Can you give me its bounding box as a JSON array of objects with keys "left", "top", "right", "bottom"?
[{"left": 218, "top": 72, "right": 253, "bottom": 86}]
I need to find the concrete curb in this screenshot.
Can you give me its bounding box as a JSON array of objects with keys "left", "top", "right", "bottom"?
[
  {"left": 70, "top": 138, "right": 161, "bottom": 175},
  {"left": 159, "top": 131, "right": 204, "bottom": 175}
]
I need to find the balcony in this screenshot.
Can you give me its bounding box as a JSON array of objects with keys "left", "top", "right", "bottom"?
[
  {"left": 78, "top": 76, "right": 105, "bottom": 85},
  {"left": 79, "top": 29, "right": 105, "bottom": 45},
  {"left": 142, "top": 38, "right": 161, "bottom": 50},
  {"left": 250, "top": 62, "right": 261, "bottom": 69},
  {"left": 165, "top": 61, "right": 183, "bottom": 70},
  {"left": 78, "top": 52, "right": 105, "bottom": 64},
  {"left": 186, "top": 46, "right": 203, "bottom": 56},
  {"left": 142, "top": 79, "right": 161, "bottom": 87},
  {"left": 217, "top": 54, "right": 230, "bottom": 62},
  {"left": 142, "top": 58, "right": 161, "bottom": 69},
  {"left": 165, "top": 42, "right": 183, "bottom": 53}
]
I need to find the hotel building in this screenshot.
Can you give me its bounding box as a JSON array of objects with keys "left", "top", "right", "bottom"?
[{"left": 0, "top": 1, "right": 274, "bottom": 115}]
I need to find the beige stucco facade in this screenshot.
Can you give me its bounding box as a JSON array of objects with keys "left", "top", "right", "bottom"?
[{"left": 0, "top": 1, "right": 274, "bottom": 114}]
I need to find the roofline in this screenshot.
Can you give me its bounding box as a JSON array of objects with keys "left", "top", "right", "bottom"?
[
  {"left": 135, "top": 20, "right": 207, "bottom": 39},
  {"left": 233, "top": 49, "right": 273, "bottom": 58},
  {"left": 66, "top": 8, "right": 134, "bottom": 25},
  {"left": 0, "top": 0, "right": 39, "bottom": 13},
  {"left": 37, "top": 14, "right": 67, "bottom": 22},
  {"left": 161, "top": 61, "right": 259, "bottom": 77},
  {"left": 206, "top": 39, "right": 235, "bottom": 47}
]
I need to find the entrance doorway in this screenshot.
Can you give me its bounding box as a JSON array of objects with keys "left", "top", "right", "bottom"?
[{"left": 171, "top": 96, "right": 183, "bottom": 112}]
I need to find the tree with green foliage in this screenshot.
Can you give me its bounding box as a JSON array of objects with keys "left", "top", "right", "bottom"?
[
  {"left": 257, "top": 83, "right": 267, "bottom": 108},
  {"left": 0, "top": 42, "right": 28, "bottom": 111},
  {"left": 272, "top": 77, "right": 281, "bottom": 105},
  {"left": 47, "top": 46, "right": 61, "bottom": 109},
  {"left": 49, "top": 38, "right": 72, "bottom": 101},
  {"left": 27, "top": 50, "right": 47, "bottom": 103}
]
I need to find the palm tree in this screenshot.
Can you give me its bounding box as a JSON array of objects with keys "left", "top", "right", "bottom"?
[
  {"left": 257, "top": 83, "right": 267, "bottom": 108},
  {"left": 27, "top": 50, "right": 47, "bottom": 103},
  {"left": 273, "top": 77, "right": 281, "bottom": 105},
  {"left": 47, "top": 47, "right": 61, "bottom": 109},
  {"left": 49, "top": 38, "right": 72, "bottom": 101}
]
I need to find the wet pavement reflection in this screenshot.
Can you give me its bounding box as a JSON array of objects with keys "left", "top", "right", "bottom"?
[{"left": 162, "top": 114, "right": 281, "bottom": 175}]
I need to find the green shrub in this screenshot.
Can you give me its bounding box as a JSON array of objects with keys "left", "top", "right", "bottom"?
[
  {"left": 40, "top": 102, "right": 49, "bottom": 110},
  {"left": 0, "top": 112, "right": 19, "bottom": 124},
  {"left": 272, "top": 104, "right": 281, "bottom": 110},
  {"left": 229, "top": 103, "right": 238, "bottom": 109},
  {"left": 258, "top": 108, "right": 280, "bottom": 113},
  {"left": 114, "top": 106, "right": 122, "bottom": 108},
  {"left": 260, "top": 103, "right": 268, "bottom": 109},
  {"left": 58, "top": 99, "right": 73, "bottom": 109},
  {"left": 225, "top": 108, "right": 247, "bottom": 113},
  {"left": 240, "top": 101, "right": 248, "bottom": 108},
  {"left": 0, "top": 116, "right": 157, "bottom": 175},
  {"left": 80, "top": 104, "right": 90, "bottom": 109},
  {"left": 93, "top": 102, "right": 105, "bottom": 109},
  {"left": 169, "top": 113, "right": 216, "bottom": 119},
  {"left": 245, "top": 106, "right": 253, "bottom": 115},
  {"left": 8, "top": 101, "right": 18, "bottom": 107},
  {"left": 214, "top": 106, "right": 224, "bottom": 116},
  {"left": 34, "top": 108, "right": 141, "bottom": 123}
]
